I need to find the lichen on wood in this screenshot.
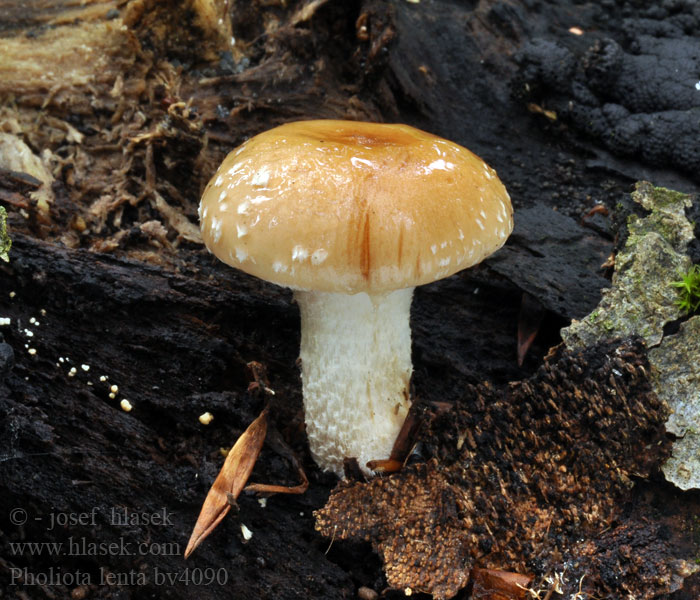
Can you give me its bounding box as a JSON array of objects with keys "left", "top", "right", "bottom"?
[
  {"left": 650, "top": 316, "right": 700, "bottom": 490},
  {"left": 562, "top": 181, "right": 694, "bottom": 349},
  {"left": 560, "top": 181, "right": 700, "bottom": 491}
]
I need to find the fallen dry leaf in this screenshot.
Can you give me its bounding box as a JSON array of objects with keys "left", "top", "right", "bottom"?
[
  {"left": 185, "top": 407, "right": 268, "bottom": 558},
  {"left": 470, "top": 567, "right": 533, "bottom": 600}
]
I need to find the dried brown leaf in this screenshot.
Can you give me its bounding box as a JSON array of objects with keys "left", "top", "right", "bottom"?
[
  {"left": 185, "top": 407, "right": 268, "bottom": 558},
  {"left": 470, "top": 567, "right": 533, "bottom": 600}
]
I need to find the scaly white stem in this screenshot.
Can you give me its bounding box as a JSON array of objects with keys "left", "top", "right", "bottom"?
[{"left": 294, "top": 288, "right": 414, "bottom": 476}]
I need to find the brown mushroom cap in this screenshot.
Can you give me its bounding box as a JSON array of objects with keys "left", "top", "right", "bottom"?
[{"left": 199, "top": 120, "right": 513, "bottom": 293}]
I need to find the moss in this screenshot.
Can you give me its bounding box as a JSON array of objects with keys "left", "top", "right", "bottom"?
[
  {"left": 645, "top": 186, "right": 688, "bottom": 209},
  {"left": 672, "top": 265, "right": 700, "bottom": 315}
]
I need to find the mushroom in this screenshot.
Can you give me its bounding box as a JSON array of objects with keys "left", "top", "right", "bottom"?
[{"left": 199, "top": 120, "right": 513, "bottom": 476}]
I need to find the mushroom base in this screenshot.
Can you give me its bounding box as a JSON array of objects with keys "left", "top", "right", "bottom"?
[{"left": 295, "top": 288, "right": 414, "bottom": 476}]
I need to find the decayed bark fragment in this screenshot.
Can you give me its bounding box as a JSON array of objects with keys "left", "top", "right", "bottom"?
[{"left": 316, "top": 339, "right": 694, "bottom": 599}]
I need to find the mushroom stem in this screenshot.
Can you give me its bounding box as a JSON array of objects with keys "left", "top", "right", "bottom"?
[{"left": 294, "top": 287, "right": 414, "bottom": 476}]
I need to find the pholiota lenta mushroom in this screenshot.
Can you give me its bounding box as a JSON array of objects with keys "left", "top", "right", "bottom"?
[{"left": 199, "top": 119, "right": 513, "bottom": 476}]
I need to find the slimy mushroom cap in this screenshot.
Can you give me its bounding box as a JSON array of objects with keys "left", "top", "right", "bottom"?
[{"left": 199, "top": 120, "right": 513, "bottom": 293}]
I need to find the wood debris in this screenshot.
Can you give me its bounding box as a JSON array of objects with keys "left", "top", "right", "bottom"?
[{"left": 316, "top": 339, "right": 693, "bottom": 599}]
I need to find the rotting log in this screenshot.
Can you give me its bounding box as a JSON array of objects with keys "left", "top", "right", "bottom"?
[
  {"left": 0, "top": 231, "right": 350, "bottom": 598},
  {"left": 1, "top": 0, "right": 699, "bottom": 598}
]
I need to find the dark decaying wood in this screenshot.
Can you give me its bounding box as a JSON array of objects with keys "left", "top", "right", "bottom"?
[{"left": 1, "top": 0, "right": 700, "bottom": 598}]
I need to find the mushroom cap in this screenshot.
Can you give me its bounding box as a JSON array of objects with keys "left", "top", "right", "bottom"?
[{"left": 199, "top": 120, "right": 513, "bottom": 293}]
